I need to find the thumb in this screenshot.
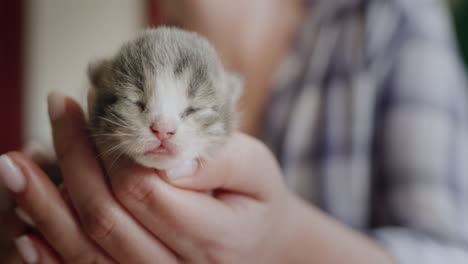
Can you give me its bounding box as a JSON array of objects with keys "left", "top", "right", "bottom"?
[{"left": 161, "top": 133, "right": 283, "bottom": 200}]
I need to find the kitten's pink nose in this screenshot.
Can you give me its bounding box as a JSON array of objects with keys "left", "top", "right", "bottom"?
[{"left": 151, "top": 121, "right": 177, "bottom": 140}]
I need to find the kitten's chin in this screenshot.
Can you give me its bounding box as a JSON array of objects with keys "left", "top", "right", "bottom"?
[{"left": 133, "top": 153, "right": 192, "bottom": 170}]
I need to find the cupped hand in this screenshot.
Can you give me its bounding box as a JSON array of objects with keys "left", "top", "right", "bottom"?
[
  {"left": 0, "top": 93, "right": 182, "bottom": 263},
  {"left": 108, "top": 128, "right": 292, "bottom": 263},
  {"left": 0, "top": 143, "right": 59, "bottom": 264},
  {"left": 0, "top": 92, "right": 298, "bottom": 264}
]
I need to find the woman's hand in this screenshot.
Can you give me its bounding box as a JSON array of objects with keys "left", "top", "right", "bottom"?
[
  {"left": 0, "top": 92, "right": 296, "bottom": 263},
  {"left": 106, "top": 129, "right": 292, "bottom": 263},
  {"left": 1, "top": 92, "right": 395, "bottom": 263},
  {"left": 0, "top": 179, "right": 24, "bottom": 264},
  {"left": 0, "top": 93, "right": 181, "bottom": 263},
  {"left": 0, "top": 143, "right": 59, "bottom": 264}
]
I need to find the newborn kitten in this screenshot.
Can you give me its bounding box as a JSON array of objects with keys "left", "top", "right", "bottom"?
[{"left": 87, "top": 27, "right": 242, "bottom": 170}]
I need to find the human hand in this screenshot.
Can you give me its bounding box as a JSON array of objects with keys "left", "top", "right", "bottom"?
[
  {"left": 0, "top": 143, "right": 58, "bottom": 264},
  {"left": 106, "top": 130, "right": 293, "bottom": 263},
  {"left": 2, "top": 92, "right": 396, "bottom": 264},
  {"left": 0, "top": 93, "right": 181, "bottom": 263},
  {"left": 0, "top": 181, "right": 23, "bottom": 264},
  {"left": 1, "top": 92, "right": 298, "bottom": 263}
]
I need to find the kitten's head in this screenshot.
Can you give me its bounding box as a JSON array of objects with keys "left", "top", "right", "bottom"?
[{"left": 88, "top": 27, "right": 242, "bottom": 169}]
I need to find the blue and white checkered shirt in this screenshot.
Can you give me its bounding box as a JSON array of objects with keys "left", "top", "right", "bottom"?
[{"left": 262, "top": 0, "right": 468, "bottom": 262}]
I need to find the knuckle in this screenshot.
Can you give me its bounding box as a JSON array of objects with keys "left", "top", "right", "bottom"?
[
  {"left": 115, "top": 175, "right": 156, "bottom": 205},
  {"left": 250, "top": 137, "right": 274, "bottom": 159},
  {"left": 248, "top": 137, "right": 281, "bottom": 173},
  {"left": 80, "top": 201, "right": 117, "bottom": 241}
]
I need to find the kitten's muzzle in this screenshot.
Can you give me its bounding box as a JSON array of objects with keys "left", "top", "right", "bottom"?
[{"left": 150, "top": 120, "right": 177, "bottom": 140}]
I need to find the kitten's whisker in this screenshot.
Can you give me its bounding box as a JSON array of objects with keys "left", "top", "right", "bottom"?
[
  {"left": 97, "top": 140, "right": 129, "bottom": 159},
  {"left": 107, "top": 113, "right": 135, "bottom": 131},
  {"left": 108, "top": 112, "right": 128, "bottom": 124},
  {"left": 198, "top": 158, "right": 205, "bottom": 170},
  {"left": 98, "top": 116, "right": 129, "bottom": 128},
  {"left": 91, "top": 133, "right": 134, "bottom": 138},
  {"left": 107, "top": 143, "right": 129, "bottom": 172},
  {"left": 98, "top": 116, "right": 132, "bottom": 130}
]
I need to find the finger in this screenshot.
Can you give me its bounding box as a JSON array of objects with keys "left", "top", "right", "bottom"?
[
  {"left": 5, "top": 152, "right": 113, "bottom": 263},
  {"left": 22, "top": 234, "right": 62, "bottom": 264},
  {"left": 14, "top": 235, "right": 40, "bottom": 264},
  {"left": 162, "top": 133, "right": 282, "bottom": 200},
  {"left": 0, "top": 173, "right": 25, "bottom": 263},
  {"left": 110, "top": 161, "right": 229, "bottom": 262},
  {"left": 48, "top": 92, "right": 178, "bottom": 264},
  {"left": 15, "top": 234, "right": 62, "bottom": 264},
  {"left": 0, "top": 209, "right": 26, "bottom": 263},
  {"left": 109, "top": 133, "right": 282, "bottom": 259}
]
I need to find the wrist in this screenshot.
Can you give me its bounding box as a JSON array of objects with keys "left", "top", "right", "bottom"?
[
  {"left": 278, "top": 193, "right": 396, "bottom": 264},
  {"left": 275, "top": 192, "right": 316, "bottom": 264}
]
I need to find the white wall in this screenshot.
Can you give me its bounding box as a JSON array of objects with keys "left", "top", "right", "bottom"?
[{"left": 24, "top": 0, "right": 146, "bottom": 154}]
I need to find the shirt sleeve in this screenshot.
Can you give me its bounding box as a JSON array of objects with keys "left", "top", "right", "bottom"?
[{"left": 369, "top": 0, "right": 468, "bottom": 262}]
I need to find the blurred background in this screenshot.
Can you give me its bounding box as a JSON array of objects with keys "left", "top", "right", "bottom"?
[
  {"left": 0, "top": 0, "right": 157, "bottom": 155},
  {"left": 0, "top": 0, "right": 467, "bottom": 155}
]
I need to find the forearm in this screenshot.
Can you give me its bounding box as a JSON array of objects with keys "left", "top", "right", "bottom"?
[{"left": 282, "top": 194, "right": 395, "bottom": 264}]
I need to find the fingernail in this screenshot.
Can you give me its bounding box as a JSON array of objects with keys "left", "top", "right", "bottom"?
[
  {"left": 48, "top": 91, "right": 66, "bottom": 122},
  {"left": 15, "top": 235, "right": 39, "bottom": 264},
  {"left": 0, "top": 155, "right": 26, "bottom": 193},
  {"left": 15, "top": 207, "right": 35, "bottom": 226},
  {"left": 166, "top": 160, "right": 198, "bottom": 181}
]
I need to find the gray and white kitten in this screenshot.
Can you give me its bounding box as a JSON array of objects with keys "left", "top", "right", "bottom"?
[{"left": 87, "top": 27, "right": 242, "bottom": 170}]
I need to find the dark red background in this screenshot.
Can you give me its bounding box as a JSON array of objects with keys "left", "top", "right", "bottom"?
[
  {"left": 0, "top": 1, "right": 23, "bottom": 153},
  {"left": 0, "top": 1, "right": 162, "bottom": 154}
]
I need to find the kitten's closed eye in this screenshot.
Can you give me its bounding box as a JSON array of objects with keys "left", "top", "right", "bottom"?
[
  {"left": 136, "top": 101, "right": 146, "bottom": 112},
  {"left": 124, "top": 98, "right": 146, "bottom": 112},
  {"left": 182, "top": 106, "right": 200, "bottom": 118},
  {"left": 98, "top": 94, "right": 118, "bottom": 107}
]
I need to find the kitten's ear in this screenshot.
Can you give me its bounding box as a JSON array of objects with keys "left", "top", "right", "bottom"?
[
  {"left": 226, "top": 72, "right": 244, "bottom": 104},
  {"left": 87, "top": 59, "right": 111, "bottom": 89}
]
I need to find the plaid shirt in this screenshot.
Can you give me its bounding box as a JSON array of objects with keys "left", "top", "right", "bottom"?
[{"left": 262, "top": 0, "right": 468, "bottom": 262}]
